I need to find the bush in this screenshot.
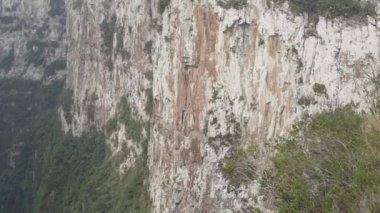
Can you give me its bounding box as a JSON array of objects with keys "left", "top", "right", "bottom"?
[
  {"left": 44, "top": 59, "right": 66, "bottom": 76},
  {"left": 0, "top": 48, "right": 15, "bottom": 72},
  {"left": 221, "top": 145, "right": 258, "bottom": 186},
  {"left": 313, "top": 83, "right": 327, "bottom": 95},
  {"left": 59, "top": 88, "right": 73, "bottom": 123},
  {"left": 72, "top": 0, "right": 83, "bottom": 10},
  {"left": 266, "top": 107, "right": 380, "bottom": 212},
  {"left": 116, "top": 28, "right": 124, "bottom": 53},
  {"left": 145, "top": 88, "right": 153, "bottom": 115},
  {"left": 297, "top": 96, "right": 315, "bottom": 106},
  {"left": 158, "top": 0, "right": 170, "bottom": 14},
  {"left": 144, "top": 40, "right": 153, "bottom": 55},
  {"left": 49, "top": 0, "right": 65, "bottom": 17},
  {"left": 25, "top": 40, "right": 59, "bottom": 67},
  {"left": 100, "top": 14, "right": 116, "bottom": 54}
]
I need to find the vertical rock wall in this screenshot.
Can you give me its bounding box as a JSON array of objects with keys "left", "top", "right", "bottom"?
[
  {"left": 64, "top": 0, "right": 152, "bottom": 134},
  {"left": 149, "top": 0, "right": 379, "bottom": 212}
]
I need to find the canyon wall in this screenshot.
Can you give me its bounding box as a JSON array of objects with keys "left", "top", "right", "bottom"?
[
  {"left": 64, "top": 0, "right": 152, "bottom": 135},
  {"left": 149, "top": 0, "right": 379, "bottom": 212},
  {"left": 1, "top": 0, "right": 379, "bottom": 212}
]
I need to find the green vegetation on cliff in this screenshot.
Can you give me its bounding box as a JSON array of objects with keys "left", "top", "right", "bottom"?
[
  {"left": 273, "top": 0, "right": 376, "bottom": 19},
  {"left": 0, "top": 48, "right": 15, "bottom": 72},
  {"left": 158, "top": 0, "right": 171, "bottom": 14},
  {"left": 100, "top": 14, "right": 117, "bottom": 55},
  {"left": 217, "top": 0, "right": 248, "bottom": 9},
  {"left": 0, "top": 79, "right": 151, "bottom": 213},
  {"left": 221, "top": 145, "right": 258, "bottom": 186},
  {"left": 264, "top": 107, "right": 380, "bottom": 212}
]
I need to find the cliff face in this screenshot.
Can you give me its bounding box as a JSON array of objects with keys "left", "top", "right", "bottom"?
[
  {"left": 149, "top": 1, "right": 379, "bottom": 212},
  {"left": 1, "top": 0, "right": 379, "bottom": 212},
  {"left": 0, "top": 0, "right": 66, "bottom": 80},
  {"left": 64, "top": 0, "right": 152, "bottom": 135}
]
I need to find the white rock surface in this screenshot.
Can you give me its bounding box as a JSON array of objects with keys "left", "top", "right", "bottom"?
[{"left": 149, "top": 0, "right": 379, "bottom": 212}]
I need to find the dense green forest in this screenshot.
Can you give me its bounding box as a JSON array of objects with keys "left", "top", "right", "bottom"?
[{"left": 0, "top": 80, "right": 150, "bottom": 213}]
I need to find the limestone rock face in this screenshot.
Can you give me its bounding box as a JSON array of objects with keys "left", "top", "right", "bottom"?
[
  {"left": 63, "top": 0, "right": 152, "bottom": 135},
  {"left": 1, "top": 0, "right": 379, "bottom": 212},
  {"left": 148, "top": 1, "right": 379, "bottom": 212},
  {"left": 0, "top": 0, "right": 66, "bottom": 80}
]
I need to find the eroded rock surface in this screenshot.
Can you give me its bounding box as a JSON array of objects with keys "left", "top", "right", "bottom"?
[
  {"left": 149, "top": 1, "right": 379, "bottom": 212},
  {"left": 0, "top": 0, "right": 66, "bottom": 80},
  {"left": 1, "top": 0, "right": 378, "bottom": 212}
]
